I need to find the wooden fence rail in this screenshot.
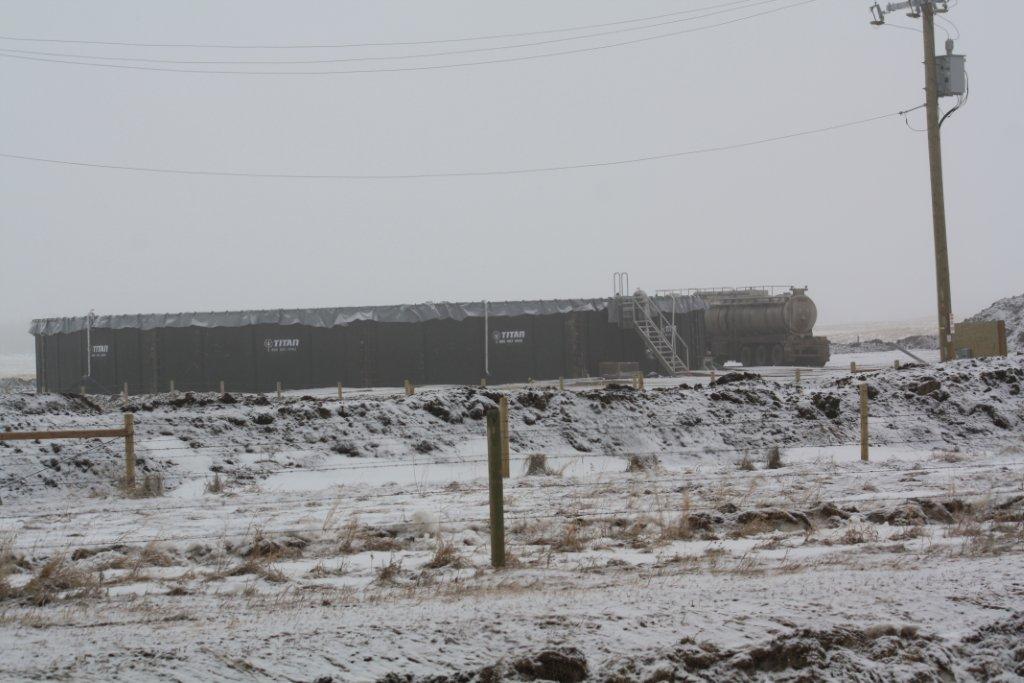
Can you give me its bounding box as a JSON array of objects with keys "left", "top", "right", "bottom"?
[{"left": 1, "top": 414, "right": 136, "bottom": 489}]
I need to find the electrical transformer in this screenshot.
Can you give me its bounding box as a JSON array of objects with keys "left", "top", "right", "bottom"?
[{"left": 936, "top": 51, "right": 966, "bottom": 97}]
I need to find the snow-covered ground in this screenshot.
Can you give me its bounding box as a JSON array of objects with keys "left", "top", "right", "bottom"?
[{"left": 0, "top": 355, "right": 1023, "bottom": 680}]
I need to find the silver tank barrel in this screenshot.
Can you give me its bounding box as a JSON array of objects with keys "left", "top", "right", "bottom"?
[{"left": 705, "top": 293, "right": 818, "bottom": 337}]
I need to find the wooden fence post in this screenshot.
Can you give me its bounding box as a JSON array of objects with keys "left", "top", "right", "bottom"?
[
  {"left": 893, "top": 359, "right": 900, "bottom": 370},
  {"left": 276, "top": 381, "right": 282, "bottom": 399},
  {"left": 638, "top": 373, "right": 645, "bottom": 391},
  {"left": 122, "top": 382, "right": 128, "bottom": 405},
  {"left": 337, "top": 382, "right": 343, "bottom": 400},
  {"left": 219, "top": 380, "right": 225, "bottom": 395},
  {"left": 124, "top": 412, "right": 136, "bottom": 490},
  {"left": 404, "top": 379, "right": 414, "bottom": 396},
  {"left": 850, "top": 361, "right": 857, "bottom": 374},
  {"left": 169, "top": 379, "right": 175, "bottom": 394},
  {"left": 80, "top": 384, "right": 86, "bottom": 396},
  {"left": 795, "top": 368, "right": 801, "bottom": 386},
  {"left": 498, "top": 396, "right": 510, "bottom": 478},
  {"left": 480, "top": 378, "right": 487, "bottom": 388},
  {"left": 860, "top": 383, "right": 869, "bottom": 462},
  {"left": 710, "top": 368, "right": 716, "bottom": 384},
  {"left": 558, "top": 377, "right": 564, "bottom": 391},
  {"left": 486, "top": 409, "right": 506, "bottom": 568}
]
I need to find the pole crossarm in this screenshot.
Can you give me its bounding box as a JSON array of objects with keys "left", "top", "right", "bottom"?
[{"left": 870, "top": 0, "right": 946, "bottom": 23}]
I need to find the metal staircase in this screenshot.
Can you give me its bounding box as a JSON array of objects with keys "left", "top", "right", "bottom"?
[{"left": 618, "top": 289, "right": 690, "bottom": 376}]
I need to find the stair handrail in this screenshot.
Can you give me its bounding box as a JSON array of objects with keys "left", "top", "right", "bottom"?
[{"left": 632, "top": 290, "right": 690, "bottom": 372}]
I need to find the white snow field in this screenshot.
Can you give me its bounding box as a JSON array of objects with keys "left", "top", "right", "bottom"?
[{"left": 1, "top": 355, "right": 1023, "bottom": 681}]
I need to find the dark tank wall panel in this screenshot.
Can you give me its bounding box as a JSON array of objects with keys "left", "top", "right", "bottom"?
[
  {"left": 86, "top": 327, "right": 118, "bottom": 393},
  {"left": 486, "top": 314, "right": 537, "bottom": 385},
  {"left": 112, "top": 328, "right": 144, "bottom": 395},
  {"left": 29, "top": 296, "right": 708, "bottom": 394},
  {"left": 342, "top": 322, "right": 376, "bottom": 388},
  {"left": 253, "top": 324, "right": 312, "bottom": 393},
  {"left": 205, "top": 326, "right": 255, "bottom": 393},
  {"left": 309, "top": 327, "right": 345, "bottom": 392},
  {"left": 372, "top": 323, "right": 426, "bottom": 388},
  {"left": 56, "top": 331, "right": 84, "bottom": 393},
  {"left": 422, "top": 319, "right": 483, "bottom": 386},
  {"left": 157, "top": 327, "right": 206, "bottom": 392},
  {"left": 140, "top": 331, "right": 159, "bottom": 394},
  {"left": 34, "top": 335, "right": 44, "bottom": 393}
]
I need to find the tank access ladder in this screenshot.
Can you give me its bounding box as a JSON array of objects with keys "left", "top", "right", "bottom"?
[{"left": 619, "top": 290, "right": 691, "bottom": 376}]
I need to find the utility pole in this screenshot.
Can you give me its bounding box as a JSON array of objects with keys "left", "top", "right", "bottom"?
[
  {"left": 869, "top": 1, "right": 965, "bottom": 362},
  {"left": 920, "top": 2, "right": 954, "bottom": 362}
]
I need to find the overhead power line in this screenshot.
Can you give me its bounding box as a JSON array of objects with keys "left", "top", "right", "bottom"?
[
  {"left": 0, "top": 0, "right": 821, "bottom": 75},
  {"left": 0, "top": 108, "right": 907, "bottom": 180},
  {"left": 0, "top": 0, "right": 791, "bottom": 66},
  {"left": 0, "top": 0, "right": 782, "bottom": 50}
]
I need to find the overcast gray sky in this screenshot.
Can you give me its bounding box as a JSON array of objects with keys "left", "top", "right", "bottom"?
[{"left": 1, "top": 0, "right": 1019, "bottom": 353}]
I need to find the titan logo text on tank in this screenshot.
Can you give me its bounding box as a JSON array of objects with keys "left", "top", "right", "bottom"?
[
  {"left": 263, "top": 339, "right": 301, "bottom": 352},
  {"left": 91, "top": 345, "right": 109, "bottom": 357},
  {"left": 492, "top": 330, "right": 526, "bottom": 345}
]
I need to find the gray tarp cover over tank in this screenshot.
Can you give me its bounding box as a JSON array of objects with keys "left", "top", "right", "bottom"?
[{"left": 29, "top": 297, "right": 706, "bottom": 335}]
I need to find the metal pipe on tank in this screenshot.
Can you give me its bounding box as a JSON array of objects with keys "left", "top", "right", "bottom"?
[{"left": 483, "top": 300, "right": 489, "bottom": 377}]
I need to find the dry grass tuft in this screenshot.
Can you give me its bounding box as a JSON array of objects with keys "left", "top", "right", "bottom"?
[
  {"left": 224, "top": 558, "right": 290, "bottom": 583},
  {"left": 321, "top": 498, "right": 343, "bottom": 533},
  {"left": 375, "top": 556, "right": 403, "bottom": 584},
  {"left": 765, "top": 447, "right": 783, "bottom": 470},
  {"left": 839, "top": 523, "right": 880, "bottom": 545},
  {"left": 608, "top": 517, "right": 657, "bottom": 549},
  {"left": 260, "top": 565, "right": 288, "bottom": 583},
  {"left": 626, "top": 454, "right": 660, "bottom": 473},
  {"left": 736, "top": 454, "right": 756, "bottom": 472},
  {"left": 337, "top": 517, "right": 405, "bottom": 555},
  {"left": 559, "top": 521, "right": 589, "bottom": 552},
  {"left": 205, "top": 473, "right": 225, "bottom": 494},
  {"left": 932, "top": 450, "right": 966, "bottom": 463},
  {"left": 660, "top": 492, "right": 696, "bottom": 541},
  {"left": 338, "top": 516, "right": 360, "bottom": 553},
  {"left": 524, "top": 453, "right": 553, "bottom": 476},
  {"left": 307, "top": 561, "right": 348, "bottom": 578},
  {"left": 133, "top": 474, "right": 165, "bottom": 498},
  {"left": 19, "top": 556, "right": 101, "bottom": 606},
  {"left": 137, "top": 541, "right": 176, "bottom": 568},
  {"left": 891, "top": 524, "right": 926, "bottom": 541},
  {"left": 728, "top": 518, "right": 773, "bottom": 539},
  {"left": 425, "top": 539, "right": 467, "bottom": 569},
  {"left": 0, "top": 532, "right": 21, "bottom": 578},
  {"left": 239, "top": 527, "right": 306, "bottom": 562}
]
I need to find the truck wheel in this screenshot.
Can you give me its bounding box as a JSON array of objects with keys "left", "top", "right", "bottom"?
[
  {"left": 740, "top": 346, "right": 753, "bottom": 367},
  {"left": 771, "top": 345, "right": 785, "bottom": 365},
  {"left": 755, "top": 346, "right": 768, "bottom": 366}
]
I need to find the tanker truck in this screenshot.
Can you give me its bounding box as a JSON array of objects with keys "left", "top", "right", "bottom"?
[{"left": 698, "top": 286, "right": 830, "bottom": 367}]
